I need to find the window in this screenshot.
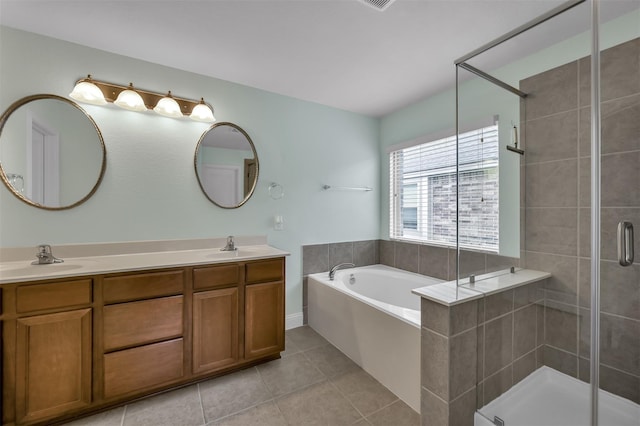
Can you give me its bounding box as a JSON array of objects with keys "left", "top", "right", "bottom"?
[{"left": 389, "top": 124, "right": 499, "bottom": 251}]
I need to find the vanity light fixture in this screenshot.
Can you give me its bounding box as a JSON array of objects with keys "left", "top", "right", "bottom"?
[
  {"left": 114, "top": 83, "right": 148, "bottom": 112},
  {"left": 190, "top": 98, "right": 216, "bottom": 123},
  {"left": 69, "top": 75, "right": 108, "bottom": 105},
  {"left": 69, "top": 75, "right": 216, "bottom": 122},
  {"left": 153, "top": 91, "right": 183, "bottom": 118}
]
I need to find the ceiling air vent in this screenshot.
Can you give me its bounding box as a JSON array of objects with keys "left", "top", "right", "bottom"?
[{"left": 358, "top": 0, "right": 397, "bottom": 12}]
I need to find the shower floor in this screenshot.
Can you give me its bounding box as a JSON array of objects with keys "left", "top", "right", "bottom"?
[{"left": 475, "top": 366, "right": 640, "bottom": 426}]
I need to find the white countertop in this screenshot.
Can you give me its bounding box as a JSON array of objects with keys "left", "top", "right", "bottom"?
[
  {"left": 0, "top": 244, "right": 290, "bottom": 284},
  {"left": 412, "top": 268, "right": 551, "bottom": 306}
]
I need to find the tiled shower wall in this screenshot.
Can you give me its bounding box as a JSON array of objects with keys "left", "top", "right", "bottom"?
[{"left": 521, "top": 37, "right": 640, "bottom": 404}]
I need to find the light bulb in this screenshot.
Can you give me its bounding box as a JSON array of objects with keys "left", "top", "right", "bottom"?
[
  {"left": 69, "top": 76, "right": 107, "bottom": 105},
  {"left": 190, "top": 98, "right": 215, "bottom": 123},
  {"left": 154, "top": 91, "right": 183, "bottom": 118},
  {"left": 114, "top": 83, "right": 147, "bottom": 112}
]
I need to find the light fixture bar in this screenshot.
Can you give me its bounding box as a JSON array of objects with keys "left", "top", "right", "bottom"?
[{"left": 71, "top": 76, "right": 215, "bottom": 122}]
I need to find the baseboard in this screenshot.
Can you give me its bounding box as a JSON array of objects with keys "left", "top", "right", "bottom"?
[{"left": 285, "top": 312, "right": 304, "bottom": 330}]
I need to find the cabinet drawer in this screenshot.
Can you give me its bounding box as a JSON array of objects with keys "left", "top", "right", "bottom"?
[
  {"left": 245, "top": 259, "right": 284, "bottom": 284},
  {"left": 16, "top": 280, "right": 92, "bottom": 313},
  {"left": 103, "top": 296, "right": 183, "bottom": 351},
  {"left": 193, "top": 264, "right": 240, "bottom": 291},
  {"left": 103, "top": 339, "right": 183, "bottom": 398},
  {"left": 103, "top": 270, "right": 183, "bottom": 303}
]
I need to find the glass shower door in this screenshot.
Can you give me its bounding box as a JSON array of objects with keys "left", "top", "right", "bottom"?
[{"left": 593, "top": 2, "right": 640, "bottom": 423}]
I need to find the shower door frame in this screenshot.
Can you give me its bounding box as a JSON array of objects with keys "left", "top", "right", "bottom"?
[{"left": 453, "top": 1, "right": 604, "bottom": 424}]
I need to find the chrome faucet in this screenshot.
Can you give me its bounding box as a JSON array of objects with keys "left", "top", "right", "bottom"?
[
  {"left": 220, "top": 235, "right": 237, "bottom": 252},
  {"left": 31, "top": 244, "right": 64, "bottom": 265},
  {"left": 329, "top": 262, "right": 355, "bottom": 280}
]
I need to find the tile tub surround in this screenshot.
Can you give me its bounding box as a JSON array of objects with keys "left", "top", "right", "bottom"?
[
  {"left": 521, "top": 37, "right": 640, "bottom": 403},
  {"left": 301, "top": 239, "right": 520, "bottom": 323},
  {"left": 62, "top": 326, "right": 420, "bottom": 426},
  {"left": 378, "top": 240, "right": 521, "bottom": 281},
  {"left": 420, "top": 280, "right": 545, "bottom": 426},
  {"left": 302, "top": 240, "right": 379, "bottom": 323}
]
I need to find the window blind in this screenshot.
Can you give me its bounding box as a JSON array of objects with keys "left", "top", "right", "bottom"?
[{"left": 389, "top": 124, "right": 499, "bottom": 251}]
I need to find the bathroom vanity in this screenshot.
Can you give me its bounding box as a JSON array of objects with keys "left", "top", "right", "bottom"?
[{"left": 0, "top": 243, "right": 287, "bottom": 425}]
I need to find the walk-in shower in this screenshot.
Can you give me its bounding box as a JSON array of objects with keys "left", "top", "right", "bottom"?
[{"left": 454, "top": 0, "right": 639, "bottom": 425}]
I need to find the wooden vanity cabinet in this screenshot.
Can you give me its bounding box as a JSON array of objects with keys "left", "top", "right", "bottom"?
[
  {"left": 192, "top": 264, "right": 241, "bottom": 375},
  {"left": 101, "top": 270, "right": 186, "bottom": 399},
  {"left": 4, "top": 279, "right": 93, "bottom": 425},
  {"left": 2, "top": 256, "right": 285, "bottom": 425},
  {"left": 245, "top": 259, "right": 285, "bottom": 359}
]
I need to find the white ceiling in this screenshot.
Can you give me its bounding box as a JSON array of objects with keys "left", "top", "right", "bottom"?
[{"left": 0, "top": 0, "right": 637, "bottom": 117}]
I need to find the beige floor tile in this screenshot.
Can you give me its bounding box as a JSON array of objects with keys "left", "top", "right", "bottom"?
[
  {"left": 366, "top": 400, "right": 420, "bottom": 426},
  {"left": 285, "top": 326, "right": 329, "bottom": 351},
  {"left": 304, "top": 343, "right": 359, "bottom": 378},
  {"left": 209, "top": 401, "right": 287, "bottom": 426},
  {"left": 331, "top": 370, "right": 398, "bottom": 416},
  {"left": 281, "top": 333, "right": 302, "bottom": 357},
  {"left": 123, "top": 385, "right": 204, "bottom": 426},
  {"left": 199, "top": 367, "right": 272, "bottom": 422},
  {"left": 257, "top": 352, "right": 325, "bottom": 397},
  {"left": 62, "top": 407, "right": 124, "bottom": 426},
  {"left": 276, "top": 381, "right": 363, "bottom": 425}
]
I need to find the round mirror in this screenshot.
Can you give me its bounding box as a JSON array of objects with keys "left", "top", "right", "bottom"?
[
  {"left": 195, "top": 122, "right": 259, "bottom": 209},
  {"left": 0, "top": 94, "right": 106, "bottom": 210}
]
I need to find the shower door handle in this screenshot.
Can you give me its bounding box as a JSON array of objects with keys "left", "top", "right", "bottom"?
[{"left": 617, "top": 221, "right": 634, "bottom": 266}]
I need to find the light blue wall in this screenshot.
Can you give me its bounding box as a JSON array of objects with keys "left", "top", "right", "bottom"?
[
  {"left": 0, "top": 27, "right": 380, "bottom": 318},
  {"left": 2, "top": 8, "right": 637, "bottom": 318}
]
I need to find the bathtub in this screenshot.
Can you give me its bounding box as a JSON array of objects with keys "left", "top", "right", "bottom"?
[
  {"left": 308, "top": 264, "right": 443, "bottom": 413},
  {"left": 475, "top": 366, "right": 640, "bottom": 426}
]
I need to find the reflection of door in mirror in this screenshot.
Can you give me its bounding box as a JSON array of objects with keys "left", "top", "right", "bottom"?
[
  {"left": 194, "top": 122, "right": 259, "bottom": 209},
  {"left": 201, "top": 164, "right": 241, "bottom": 207},
  {"left": 28, "top": 112, "right": 60, "bottom": 206},
  {"left": 244, "top": 159, "right": 257, "bottom": 197}
]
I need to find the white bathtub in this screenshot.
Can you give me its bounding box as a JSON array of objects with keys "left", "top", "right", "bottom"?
[
  {"left": 308, "top": 264, "right": 443, "bottom": 413},
  {"left": 475, "top": 366, "right": 640, "bottom": 426}
]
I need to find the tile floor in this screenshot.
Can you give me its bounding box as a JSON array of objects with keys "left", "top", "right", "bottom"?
[{"left": 64, "top": 326, "right": 420, "bottom": 426}]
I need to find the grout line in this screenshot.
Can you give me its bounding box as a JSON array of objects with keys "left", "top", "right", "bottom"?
[
  {"left": 326, "top": 376, "right": 369, "bottom": 421},
  {"left": 120, "top": 405, "right": 127, "bottom": 426},
  {"left": 524, "top": 106, "right": 581, "bottom": 123},
  {"left": 209, "top": 397, "right": 278, "bottom": 426},
  {"left": 196, "top": 383, "right": 206, "bottom": 426},
  {"left": 422, "top": 385, "right": 448, "bottom": 405},
  {"left": 511, "top": 292, "right": 515, "bottom": 387},
  {"left": 363, "top": 399, "right": 403, "bottom": 420},
  {"left": 449, "top": 384, "right": 477, "bottom": 405}
]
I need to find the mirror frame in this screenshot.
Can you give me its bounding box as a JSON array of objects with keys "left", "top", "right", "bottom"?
[
  {"left": 0, "top": 94, "right": 107, "bottom": 210},
  {"left": 194, "top": 122, "right": 259, "bottom": 209}
]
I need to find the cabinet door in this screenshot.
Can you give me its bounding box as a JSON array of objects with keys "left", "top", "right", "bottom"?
[
  {"left": 245, "top": 282, "right": 284, "bottom": 359},
  {"left": 15, "top": 309, "right": 92, "bottom": 423},
  {"left": 192, "top": 288, "right": 239, "bottom": 374}
]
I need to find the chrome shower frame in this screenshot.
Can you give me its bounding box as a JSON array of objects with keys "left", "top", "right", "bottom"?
[{"left": 453, "top": 1, "right": 602, "bottom": 424}]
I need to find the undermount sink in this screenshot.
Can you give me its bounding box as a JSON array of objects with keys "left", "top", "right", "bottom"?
[
  {"left": 0, "top": 260, "right": 98, "bottom": 280},
  {"left": 206, "top": 247, "right": 264, "bottom": 259}
]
